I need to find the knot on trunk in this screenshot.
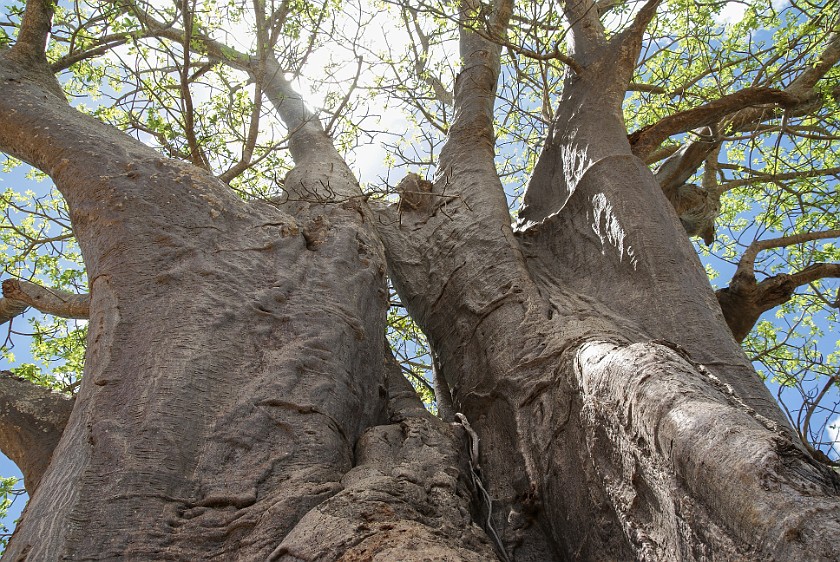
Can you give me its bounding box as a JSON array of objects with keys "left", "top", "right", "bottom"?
[
  {"left": 396, "top": 173, "right": 435, "bottom": 214},
  {"left": 663, "top": 183, "right": 720, "bottom": 246},
  {"left": 302, "top": 215, "right": 330, "bottom": 250}
]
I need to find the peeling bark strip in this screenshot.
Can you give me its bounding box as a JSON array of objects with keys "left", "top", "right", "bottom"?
[{"left": 575, "top": 340, "right": 840, "bottom": 560}]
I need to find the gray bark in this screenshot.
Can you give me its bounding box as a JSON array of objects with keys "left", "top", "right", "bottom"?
[
  {"left": 1, "top": 0, "right": 839, "bottom": 560},
  {"left": 0, "top": 37, "right": 496, "bottom": 560},
  {"left": 374, "top": 2, "right": 840, "bottom": 558},
  {"left": 0, "top": 371, "right": 73, "bottom": 495}
]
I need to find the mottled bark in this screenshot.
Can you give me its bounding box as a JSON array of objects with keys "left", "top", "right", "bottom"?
[
  {"left": 575, "top": 340, "right": 840, "bottom": 560},
  {"left": 0, "top": 28, "right": 496, "bottom": 561},
  {"left": 0, "top": 371, "right": 74, "bottom": 494},
  {"left": 2, "top": 0, "right": 840, "bottom": 560},
  {"left": 374, "top": 2, "right": 840, "bottom": 558}
]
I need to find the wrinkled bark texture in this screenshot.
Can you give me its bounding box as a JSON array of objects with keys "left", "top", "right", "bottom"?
[
  {"left": 0, "top": 371, "right": 73, "bottom": 495},
  {"left": 2, "top": 2, "right": 840, "bottom": 560},
  {"left": 0, "top": 49, "right": 497, "bottom": 560}
]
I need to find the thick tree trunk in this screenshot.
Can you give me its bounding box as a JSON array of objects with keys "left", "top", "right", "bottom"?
[
  {"left": 3, "top": 2, "right": 840, "bottom": 559},
  {"left": 373, "top": 29, "right": 840, "bottom": 562},
  {"left": 0, "top": 50, "right": 498, "bottom": 560}
]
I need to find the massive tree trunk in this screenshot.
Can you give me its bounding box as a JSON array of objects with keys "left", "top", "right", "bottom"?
[
  {"left": 0, "top": 18, "right": 497, "bottom": 558},
  {"left": 1, "top": 0, "right": 839, "bottom": 560}
]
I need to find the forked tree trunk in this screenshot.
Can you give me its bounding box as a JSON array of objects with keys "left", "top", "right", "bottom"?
[
  {"left": 0, "top": 53, "right": 498, "bottom": 560},
  {"left": 2, "top": 2, "right": 840, "bottom": 560},
  {"left": 372, "top": 8, "right": 840, "bottom": 560}
]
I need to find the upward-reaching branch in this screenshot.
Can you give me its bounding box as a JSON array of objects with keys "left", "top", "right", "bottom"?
[
  {"left": 5, "top": 0, "right": 64, "bottom": 99},
  {"left": 559, "top": 0, "right": 606, "bottom": 63},
  {"left": 716, "top": 230, "right": 840, "bottom": 341},
  {"left": 120, "top": 0, "right": 355, "bottom": 198},
  {"left": 441, "top": 0, "right": 512, "bottom": 163},
  {"left": 9, "top": 0, "right": 53, "bottom": 64},
  {"left": 609, "top": 0, "right": 662, "bottom": 84}
]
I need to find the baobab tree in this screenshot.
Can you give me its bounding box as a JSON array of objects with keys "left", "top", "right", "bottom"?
[{"left": 0, "top": 0, "right": 839, "bottom": 559}]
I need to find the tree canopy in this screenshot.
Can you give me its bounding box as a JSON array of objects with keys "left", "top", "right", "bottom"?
[{"left": 0, "top": 0, "right": 839, "bottom": 553}]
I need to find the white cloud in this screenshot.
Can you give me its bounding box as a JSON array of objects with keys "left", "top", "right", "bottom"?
[{"left": 715, "top": 0, "right": 790, "bottom": 25}]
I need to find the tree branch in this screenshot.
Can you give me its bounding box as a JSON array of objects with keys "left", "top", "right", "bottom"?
[
  {"left": 441, "top": 0, "right": 513, "bottom": 159},
  {"left": 716, "top": 165, "right": 840, "bottom": 193},
  {"left": 50, "top": 34, "right": 134, "bottom": 72},
  {"left": 401, "top": 5, "right": 454, "bottom": 106},
  {"left": 0, "top": 371, "right": 74, "bottom": 495},
  {"left": 123, "top": 0, "right": 252, "bottom": 71},
  {"left": 0, "top": 297, "right": 28, "bottom": 326},
  {"left": 218, "top": 82, "right": 264, "bottom": 184},
  {"left": 630, "top": 88, "right": 798, "bottom": 158},
  {"left": 559, "top": 0, "right": 606, "bottom": 62},
  {"left": 1, "top": 279, "right": 90, "bottom": 324},
  {"left": 635, "top": 32, "right": 840, "bottom": 181},
  {"left": 717, "top": 231, "right": 840, "bottom": 341},
  {"left": 718, "top": 262, "right": 840, "bottom": 343},
  {"left": 10, "top": 0, "right": 54, "bottom": 64},
  {"left": 179, "top": 0, "right": 209, "bottom": 169},
  {"left": 738, "top": 230, "right": 840, "bottom": 277},
  {"left": 786, "top": 33, "right": 840, "bottom": 97},
  {"left": 610, "top": 0, "right": 662, "bottom": 68}
]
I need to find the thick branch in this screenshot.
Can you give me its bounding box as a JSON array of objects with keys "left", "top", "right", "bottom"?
[
  {"left": 716, "top": 230, "right": 840, "bottom": 341},
  {"left": 444, "top": 0, "right": 513, "bottom": 154},
  {"left": 560, "top": 0, "right": 606, "bottom": 62},
  {"left": 635, "top": 32, "right": 840, "bottom": 183},
  {"left": 10, "top": 0, "right": 53, "bottom": 64},
  {"left": 1, "top": 279, "right": 90, "bottom": 323},
  {"left": 786, "top": 33, "right": 840, "bottom": 97},
  {"left": 261, "top": 55, "right": 359, "bottom": 200},
  {"left": 630, "top": 88, "right": 798, "bottom": 159},
  {"left": 0, "top": 297, "right": 28, "bottom": 326},
  {"left": 50, "top": 35, "right": 133, "bottom": 72},
  {"left": 718, "top": 263, "right": 840, "bottom": 343},
  {"left": 609, "top": 0, "right": 662, "bottom": 82},
  {"left": 0, "top": 371, "right": 74, "bottom": 495},
  {"left": 124, "top": 0, "right": 252, "bottom": 71}
]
